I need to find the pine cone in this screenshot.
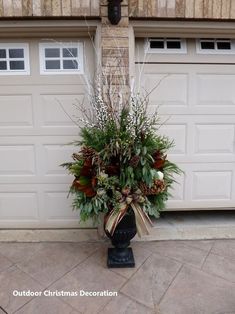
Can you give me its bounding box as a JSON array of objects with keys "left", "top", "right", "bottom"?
[
  {"left": 129, "top": 155, "right": 140, "bottom": 168},
  {"left": 81, "top": 146, "right": 97, "bottom": 159},
  {"left": 139, "top": 182, "right": 151, "bottom": 195},
  {"left": 154, "top": 179, "right": 166, "bottom": 193},
  {"left": 139, "top": 179, "right": 166, "bottom": 196},
  {"left": 80, "top": 146, "right": 101, "bottom": 165}
]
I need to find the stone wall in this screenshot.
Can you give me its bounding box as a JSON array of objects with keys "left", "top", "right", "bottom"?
[
  {"left": 129, "top": 0, "right": 235, "bottom": 19},
  {"left": 0, "top": 0, "right": 234, "bottom": 19},
  {"left": 0, "top": 0, "right": 99, "bottom": 17},
  {"left": 100, "top": 0, "right": 129, "bottom": 88}
]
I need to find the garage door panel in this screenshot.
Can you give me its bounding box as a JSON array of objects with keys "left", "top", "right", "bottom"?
[
  {"left": 142, "top": 73, "right": 188, "bottom": 106},
  {"left": 44, "top": 191, "right": 78, "bottom": 221},
  {"left": 0, "top": 136, "right": 77, "bottom": 184},
  {"left": 195, "top": 124, "right": 235, "bottom": 154},
  {"left": 156, "top": 120, "right": 235, "bottom": 163},
  {"left": 192, "top": 171, "right": 232, "bottom": 201},
  {"left": 40, "top": 94, "right": 84, "bottom": 127},
  {"left": 167, "top": 162, "right": 235, "bottom": 209},
  {"left": 0, "top": 86, "right": 85, "bottom": 136},
  {"left": 0, "top": 145, "right": 36, "bottom": 176},
  {"left": 41, "top": 186, "right": 93, "bottom": 227},
  {"left": 168, "top": 172, "right": 185, "bottom": 201},
  {"left": 140, "top": 64, "right": 235, "bottom": 115},
  {"left": 36, "top": 86, "right": 86, "bottom": 133},
  {"left": 158, "top": 124, "right": 187, "bottom": 155},
  {"left": 0, "top": 192, "right": 39, "bottom": 221},
  {"left": 42, "top": 144, "right": 76, "bottom": 176},
  {"left": 0, "top": 95, "right": 33, "bottom": 127},
  {"left": 197, "top": 74, "right": 235, "bottom": 106},
  {"left": 0, "top": 184, "right": 93, "bottom": 228}
]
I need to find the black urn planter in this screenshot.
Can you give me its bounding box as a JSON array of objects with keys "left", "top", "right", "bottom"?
[{"left": 105, "top": 213, "right": 137, "bottom": 268}]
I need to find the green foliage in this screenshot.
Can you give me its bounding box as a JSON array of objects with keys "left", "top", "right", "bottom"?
[
  {"left": 61, "top": 160, "right": 83, "bottom": 177},
  {"left": 61, "top": 93, "right": 182, "bottom": 222}
]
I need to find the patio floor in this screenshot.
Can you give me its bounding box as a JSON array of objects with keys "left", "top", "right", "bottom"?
[{"left": 0, "top": 239, "right": 235, "bottom": 314}]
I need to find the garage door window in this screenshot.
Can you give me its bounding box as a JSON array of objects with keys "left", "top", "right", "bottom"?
[
  {"left": 146, "top": 38, "right": 187, "bottom": 53},
  {"left": 39, "top": 42, "right": 83, "bottom": 74},
  {"left": 0, "top": 43, "right": 29, "bottom": 75},
  {"left": 197, "top": 39, "right": 233, "bottom": 54}
]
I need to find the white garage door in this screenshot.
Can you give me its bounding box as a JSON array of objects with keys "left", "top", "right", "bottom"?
[
  {"left": 136, "top": 38, "right": 235, "bottom": 210},
  {"left": 0, "top": 39, "right": 94, "bottom": 228}
]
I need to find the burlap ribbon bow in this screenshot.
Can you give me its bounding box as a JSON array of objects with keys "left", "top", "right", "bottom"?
[{"left": 105, "top": 190, "right": 153, "bottom": 237}]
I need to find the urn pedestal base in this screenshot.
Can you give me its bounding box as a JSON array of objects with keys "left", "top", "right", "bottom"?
[
  {"left": 107, "top": 247, "right": 135, "bottom": 268},
  {"left": 105, "top": 212, "right": 137, "bottom": 269}
]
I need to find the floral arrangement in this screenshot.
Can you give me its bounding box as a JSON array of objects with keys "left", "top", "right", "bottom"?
[{"left": 61, "top": 85, "right": 181, "bottom": 237}]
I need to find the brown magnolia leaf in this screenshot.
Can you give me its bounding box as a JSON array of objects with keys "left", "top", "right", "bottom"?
[
  {"left": 72, "top": 179, "right": 82, "bottom": 190},
  {"left": 83, "top": 187, "right": 96, "bottom": 197},
  {"left": 91, "top": 177, "right": 97, "bottom": 188},
  {"left": 73, "top": 179, "right": 96, "bottom": 197},
  {"left": 72, "top": 179, "right": 90, "bottom": 190},
  {"left": 83, "top": 158, "right": 92, "bottom": 167},
  {"left": 80, "top": 166, "right": 92, "bottom": 177},
  {"left": 153, "top": 159, "right": 165, "bottom": 169}
]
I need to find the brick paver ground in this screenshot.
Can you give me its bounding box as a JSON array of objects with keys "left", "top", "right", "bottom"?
[{"left": 0, "top": 240, "right": 234, "bottom": 314}]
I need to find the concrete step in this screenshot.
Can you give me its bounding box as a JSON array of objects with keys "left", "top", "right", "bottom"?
[
  {"left": 136, "top": 210, "right": 235, "bottom": 241},
  {"left": 0, "top": 211, "right": 235, "bottom": 242}
]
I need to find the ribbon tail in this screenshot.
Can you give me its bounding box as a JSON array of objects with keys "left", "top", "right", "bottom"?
[
  {"left": 142, "top": 209, "right": 154, "bottom": 227},
  {"left": 131, "top": 203, "right": 153, "bottom": 237},
  {"left": 105, "top": 204, "right": 128, "bottom": 236}
]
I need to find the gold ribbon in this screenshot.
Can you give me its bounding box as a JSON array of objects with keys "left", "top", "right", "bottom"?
[{"left": 104, "top": 191, "right": 153, "bottom": 237}]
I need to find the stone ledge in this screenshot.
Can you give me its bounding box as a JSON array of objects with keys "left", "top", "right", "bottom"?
[
  {"left": 1, "top": 212, "right": 235, "bottom": 242},
  {"left": 136, "top": 211, "right": 235, "bottom": 241},
  {"left": 0, "top": 229, "right": 101, "bottom": 242}
]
